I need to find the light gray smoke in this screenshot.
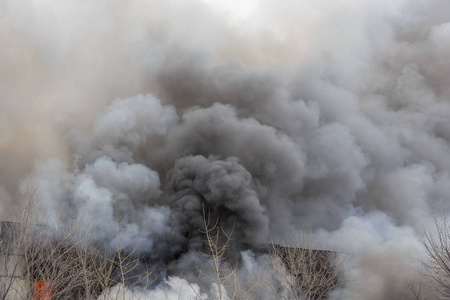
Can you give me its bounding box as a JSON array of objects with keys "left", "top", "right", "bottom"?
[{"left": 2, "top": 0, "right": 450, "bottom": 298}]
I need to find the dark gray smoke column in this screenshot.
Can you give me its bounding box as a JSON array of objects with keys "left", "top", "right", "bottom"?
[{"left": 167, "top": 155, "right": 269, "bottom": 248}]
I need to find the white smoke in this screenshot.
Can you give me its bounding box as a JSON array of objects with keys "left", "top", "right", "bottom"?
[{"left": 98, "top": 277, "right": 208, "bottom": 300}]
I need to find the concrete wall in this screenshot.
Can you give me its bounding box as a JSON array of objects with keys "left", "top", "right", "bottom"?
[{"left": 0, "top": 221, "right": 29, "bottom": 299}]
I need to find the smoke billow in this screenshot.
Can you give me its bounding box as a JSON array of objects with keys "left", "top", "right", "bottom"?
[
  {"left": 168, "top": 155, "right": 269, "bottom": 245},
  {"left": 2, "top": 0, "right": 450, "bottom": 298}
]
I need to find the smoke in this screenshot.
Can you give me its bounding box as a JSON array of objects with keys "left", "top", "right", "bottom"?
[
  {"left": 97, "top": 277, "right": 208, "bottom": 300},
  {"left": 167, "top": 155, "right": 269, "bottom": 247},
  {"left": 2, "top": 0, "right": 450, "bottom": 298}
]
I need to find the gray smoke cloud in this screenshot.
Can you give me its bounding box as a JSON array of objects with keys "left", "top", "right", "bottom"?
[
  {"left": 168, "top": 155, "right": 269, "bottom": 245},
  {"left": 2, "top": 0, "right": 450, "bottom": 298}
]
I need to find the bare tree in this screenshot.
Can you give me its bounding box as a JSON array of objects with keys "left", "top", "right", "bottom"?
[
  {"left": 186, "top": 208, "right": 345, "bottom": 300},
  {"left": 187, "top": 207, "right": 236, "bottom": 300},
  {"left": 418, "top": 216, "right": 450, "bottom": 300},
  {"left": 0, "top": 178, "right": 155, "bottom": 300},
  {"left": 0, "top": 177, "right": 41, "bottom": 300},
  {"left": 403, "top": 277, "right": 439, "bottom": 300},
  {"left": 3, "top": 180, "right": 345, "bottom": 300},
  {"left": 98, "top": 218, "right": 156, "bottom": 300},
  {"left": 261, "top": 234, "right": 344, "bottom": 300},
  {"left": 184, "top": 206, "right": 261, "bottom": 300}
]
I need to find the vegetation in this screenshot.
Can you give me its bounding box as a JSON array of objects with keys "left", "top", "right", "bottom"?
[
  {"left": 0, "top": 183, "right": 344, "bottom": 300},
  {"left": 404, "top": 216, "right": 450, "bottom": 300},
  {"left": 186, "top": 207, "right": 345, "bottom": 300},
  {"left": 264, "top": 238, "right": 343, "bottom": 300},
  {"left": 0, "top": 180, "right": 154, "bottom": 300}
]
